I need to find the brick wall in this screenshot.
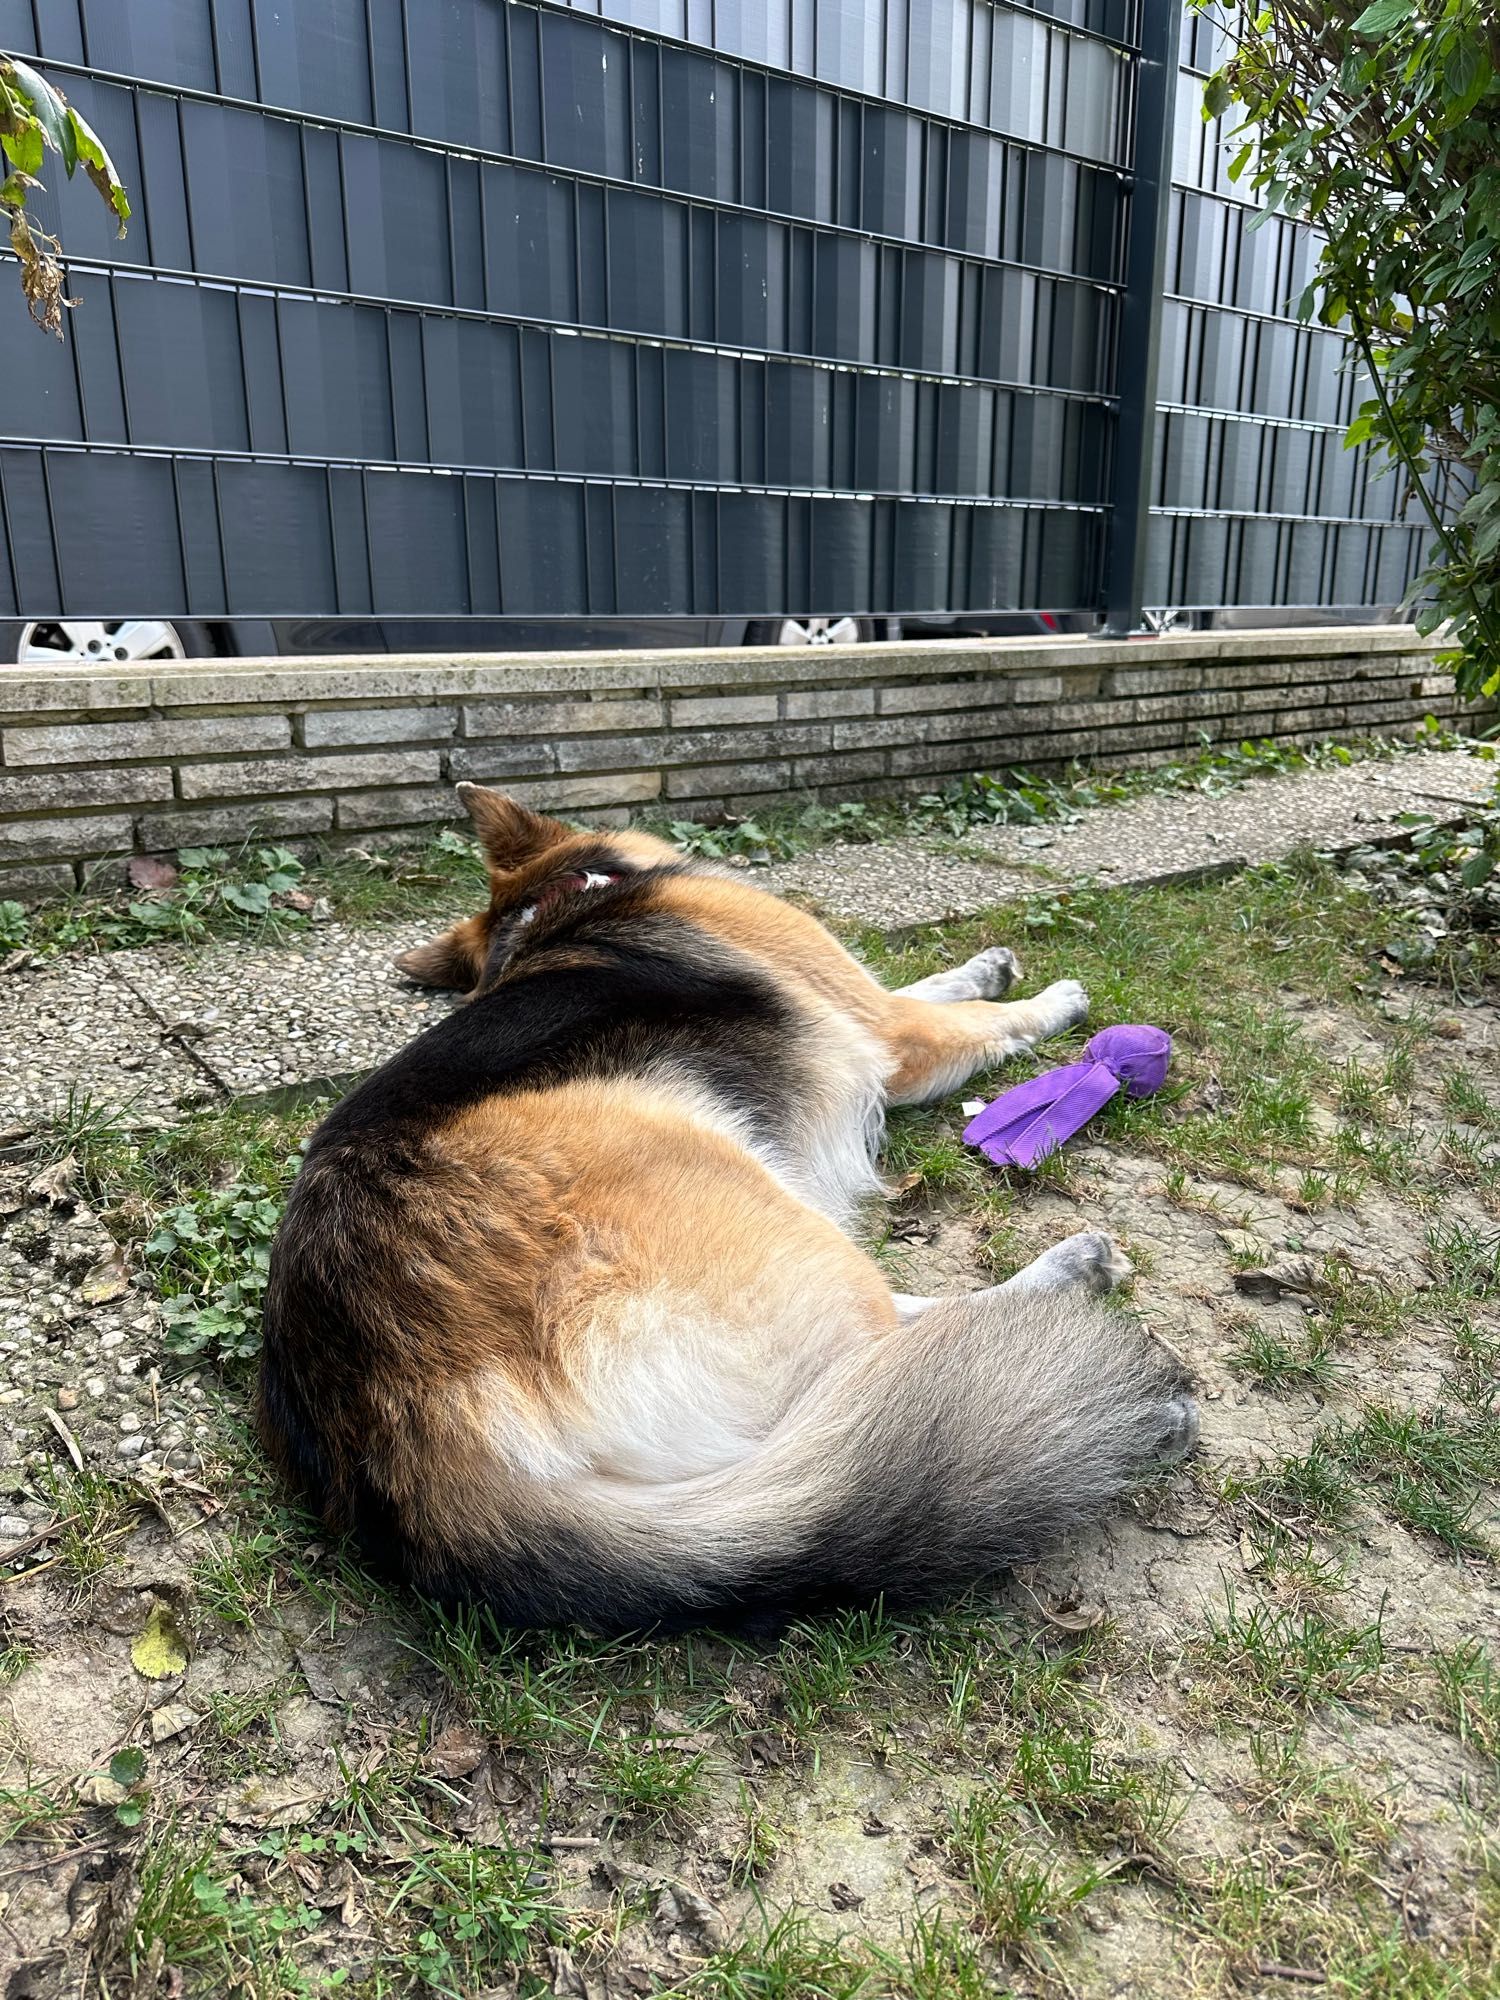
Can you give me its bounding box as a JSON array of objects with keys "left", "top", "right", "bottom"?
[{"left": 0, "top": 628, "right": 1471, "bottom": 900}]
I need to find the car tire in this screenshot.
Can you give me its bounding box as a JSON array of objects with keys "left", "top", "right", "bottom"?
[{"left": 0, "top": 618, "right": 221, "bottom": 667}]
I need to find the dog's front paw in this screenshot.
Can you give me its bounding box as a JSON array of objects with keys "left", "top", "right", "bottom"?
[
  {"left": 1035, "top": 978, "right": 1089, "bottom": 1035},
  {"left": 965, "top": 945, "right": 1023, "bottom": 997}
]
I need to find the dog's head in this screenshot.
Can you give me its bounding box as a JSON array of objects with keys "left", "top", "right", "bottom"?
[{"left": 393, "top": 783, "right": 680, "bottom": 995}]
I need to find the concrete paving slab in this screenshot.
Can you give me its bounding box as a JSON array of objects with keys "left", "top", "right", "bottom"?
[
  {"left": 763, "top": 847, "right": 1042, "bottom": 928},
  {"left": 0, "top": 956, "right": 210, "bottom": 1132},
  {"left": 1347, "top": 746, "right": 1497, "bottom": 809},
  {"left": 108, "top": 922, "right": 459, "bottom": 1100},
  {"left": 967, "top": 764, "right": 1416, "bottom": 887}
]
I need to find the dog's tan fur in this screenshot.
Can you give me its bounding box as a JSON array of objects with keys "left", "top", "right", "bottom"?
[{"left": 257, "top": 785, "right": 1196, "bottom": 1629}]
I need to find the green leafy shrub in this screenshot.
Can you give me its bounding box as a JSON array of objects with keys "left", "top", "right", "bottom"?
[{"left": 1199, "top": 0, "right": 1500, "bottom": 692}]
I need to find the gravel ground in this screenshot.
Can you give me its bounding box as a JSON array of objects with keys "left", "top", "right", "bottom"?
[
  {"left": 0, "top": 957, "right": 212, "bottom": 1132},
  {"left": 0, "top": 1163, "right": 216, "bottom": 1520},
  {"left": 762, "top": 846, "right": 1042, "bottom": 925},
  {"left": 108, "top": 922, "right": 459, "bottom": 1100},
  {"left": 970, "top": 751, "right": 1496, "bottom": 888}
]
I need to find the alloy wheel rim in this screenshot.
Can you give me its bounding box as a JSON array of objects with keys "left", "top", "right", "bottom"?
[
  {"left": 774, "top": 616, "right": 864, "bottom": 646},
  {"left": 16, "top": 620, "right": 189, "bottom": 664}
]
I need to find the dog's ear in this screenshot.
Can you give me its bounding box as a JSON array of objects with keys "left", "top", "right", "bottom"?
[
  {"left": 393, "top": 915, "right": 487, "bottom": 992},
  {"left": 456, "top": 783, "right": 570, "bottom": 869}
]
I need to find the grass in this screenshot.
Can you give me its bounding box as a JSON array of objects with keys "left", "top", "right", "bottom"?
[
  {"left": 1191, "top": 1592, "right": 1390, "bottom": 1725},
  {"left": 9, "top": 830, "right": 489, "bottom": 961},
  {"left": 918, "top": 1613, "right": 1098, "bottom": 1735},
  {"left": 1234, "top": 1399, "right": 1500, "bottom": 1560},
  {"left": 858, "top": 857, "right": 1456, "bottom": 1193},
  {"left": 35, "top": 1462, "right": 147, "bottom": 1597},
  {"left": 1425, "top": 1216, "right": 1500, "bottom": 1304},
  {"left": 415, "top": 1606, "right": 678, "bottom": 1756},
  {"left": 681, "top": 1909, "right": 874, "bottom": 1999},
  {"left": 879, "top": 1108, "right": 986, "bottom": 1198},
  {"left": 771, "top": 1606, "right": 904, "bottom": 1737},
  {"left": 596, "top": 1732, "right": 707, "bottom": 1826},
  {"left": 1249, "top": 1444, "right": 1360, "bottom": 1530},
  {"left": 1183, "top": 1849, "right": 1499, "bottom": 1997},
  {"left": 1441, "top": 1066, "right": 1500, "bottom": 1130},
  {"left": 1224, "top": 1317, "right": 1340, "bottom": 1392},
  {"left": 30, "top": 1096, "right": 327, "bottom": 1370},
  {"left": 0, "top": 1779, "right": 79, "bottom": 1848},
  {"left": 388, "top": 1841, "right": 560, "bottom": 1998},
  {"left": 1247, "top": 1733, "right": 1399, "bottom": 1881},
  {"left": 948, "top": 1786, "right": 1103, "bottom": 1950},
  {"left": 1307, "top": 1257, "right": 1414, "bottom": 1344},
  {"left": 726, "top": 1787, "right": 782, "bottom": 1887},
  {"left": 1324, "top": 1403, "right": 1499, "bottom": 1556},
  {"left": 1007, "top": 1719, "right": 1180, "bottom": 1856},
  {"left": 1434, "top": 1641, "right": 1500, "bottom": 1766},
  {"left": 194, "top": 1526, "right": 287, "bottom": 1627}
]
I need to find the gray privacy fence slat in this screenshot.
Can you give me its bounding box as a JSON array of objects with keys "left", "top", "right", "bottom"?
[
  {"left": 0, "top": 0, "right": 1437, "bottom": 623},
  {"left": 1, "top": 0, "right": 1136, "bottom": 165},
  {"left": 0, "top": 447, "right": 1105, "bottom": 620}
]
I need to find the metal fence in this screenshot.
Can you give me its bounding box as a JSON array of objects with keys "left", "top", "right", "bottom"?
[{"left": 0, "top": 0, "right": 1432, "bottom": 627}]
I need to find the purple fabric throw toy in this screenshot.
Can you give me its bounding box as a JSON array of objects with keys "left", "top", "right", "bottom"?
[{"left": 962, "top": 1024, "right": 1172, "bottom": 1170}]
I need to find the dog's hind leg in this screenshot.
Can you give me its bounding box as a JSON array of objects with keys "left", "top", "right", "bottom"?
[
  {"left": 996, "top": 1230, "right": 1133, "bottom": 1297},
  {"left": 891, "top": 1230, "right": 1132, "bottom": 1326}
]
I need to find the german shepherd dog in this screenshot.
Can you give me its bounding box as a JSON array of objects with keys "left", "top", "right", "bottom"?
[{"left": 258, "top": 783, "right": 1198, "bottom": 1632}]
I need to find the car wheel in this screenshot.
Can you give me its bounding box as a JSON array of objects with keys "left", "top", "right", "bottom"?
[
  {"left": 744, "top": 616, "right": 878, "bottom": 647},
  {"left": 0, "top": 618, "right": 219, "bottom": 666}
]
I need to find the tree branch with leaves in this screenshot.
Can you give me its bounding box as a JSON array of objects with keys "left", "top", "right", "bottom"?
[
  {"left": 0, "top": 55, "right": 129, "bottom": 337},
  {"left": 1199, "top": 0, "right": 1500, "bottom": 695}
]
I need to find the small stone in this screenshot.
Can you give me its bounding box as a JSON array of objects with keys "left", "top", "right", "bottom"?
[
  {"left": 117, "top": 1435, "right": 146, "bottom": 1459},
  {"left": 56, "top": 1386, "right": 78, "bottom": 1410},
  {"left": 119, "top": 1412, "right": 142, "bottom": 1433},
  {"left": 0, "top": 1513, "right": 30, "bottom": 1540}
]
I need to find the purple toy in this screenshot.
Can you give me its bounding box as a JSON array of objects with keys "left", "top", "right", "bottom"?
[{"left": 962, "top": 1024, "right": 1172, "bottom": 1170}]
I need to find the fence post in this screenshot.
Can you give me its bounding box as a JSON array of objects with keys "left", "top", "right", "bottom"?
[{"left": 1101, "top": 0, "right": 1182, "bottom": 636}]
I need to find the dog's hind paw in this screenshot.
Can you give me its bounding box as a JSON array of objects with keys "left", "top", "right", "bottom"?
[{"left": 1153, "top": 1392, "right": 1201, "bottom": 1463}]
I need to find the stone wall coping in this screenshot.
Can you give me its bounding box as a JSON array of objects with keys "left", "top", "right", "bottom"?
[{"left": 0, "top": 627, "right": 1439, "bottom": 718}]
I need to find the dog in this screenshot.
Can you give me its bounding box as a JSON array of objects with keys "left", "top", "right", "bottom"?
[{"left": 257, "top": 782, "right": 1197, "bottom": 1632}]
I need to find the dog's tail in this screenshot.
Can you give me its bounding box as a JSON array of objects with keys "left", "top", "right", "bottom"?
[{"left": 406, "top": 1287, "right": 1197, "bottom": 1631}]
